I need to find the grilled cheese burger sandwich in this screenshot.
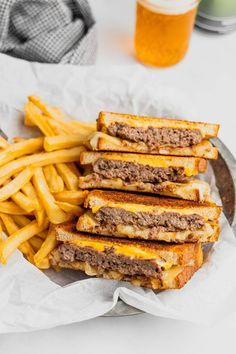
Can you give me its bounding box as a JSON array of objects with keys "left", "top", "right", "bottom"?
[
  {"left": 50, "top": 223, "right": 203, "bottom": 289},
  {"left": 90, "top": 112, "right": 219, "bottom": 159},
  {"left": 79, "top": 151, "right": 210, "bottom": 202},
  {"left": 77, "top": 190, "right": 221, "bottom": 243}
]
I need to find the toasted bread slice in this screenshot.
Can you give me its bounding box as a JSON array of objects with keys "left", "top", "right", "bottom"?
[
  {"left": 77, "top": 211, "right": 220, "bottom": 243},
  {"left": 79, "top": 176, "right": 210, "bottom": 202},
  {"left": 84, "top": 190, "right": 222, "bottom": 221},
  {"left": 79, "top": 151, "right": 209, "bottom": 202},
  {"left": 51, "top": 223, "right": 203, "bottom": 289},
  {"left": 80, "top": 151, "right": 207, "bottom": 175},
  {"left": 98, "top": 112, "right": 220, "bottom": 138},
  {"left": 89, "top": 132, "right": 218, "bottom": 160}
]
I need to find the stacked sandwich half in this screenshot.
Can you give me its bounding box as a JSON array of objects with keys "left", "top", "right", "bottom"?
[{"left": 51, "top": 112, "right": 222, "bottom": 290}]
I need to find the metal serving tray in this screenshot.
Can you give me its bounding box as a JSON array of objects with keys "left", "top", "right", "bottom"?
[{"left": 1, "top": 129, "right": 235, "bottom": 317}]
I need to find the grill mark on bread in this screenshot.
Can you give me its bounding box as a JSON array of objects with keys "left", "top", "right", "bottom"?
[
  {"left": 93, "top": 158, "right": 189, "bottom": 183},
  {"left": 58, "top": 244, "right": 162, "bottom": 278},
  {"left": 107, "top": 123, "right": 202, "bottom": 149},
  {"left": 94, "top": 207, "right": 205, "bottom": 232}
]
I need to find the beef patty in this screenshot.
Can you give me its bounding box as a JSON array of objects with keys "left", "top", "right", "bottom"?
[
  {"left": 93, "top": 158, "right": 189, "bottom": 183},
  {"left": 107, "top": 123, "right": 202, "bottom": 149},
  {"left": 58, "top": 244, "right": 162, "bottom": 278},
  {"left": 94, "top": 207, "right": 205, "bottom": 232}
]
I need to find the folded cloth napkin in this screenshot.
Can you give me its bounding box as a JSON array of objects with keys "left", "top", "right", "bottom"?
[{"left": 0, "top": 0, "right": 97, "bottom": 64}]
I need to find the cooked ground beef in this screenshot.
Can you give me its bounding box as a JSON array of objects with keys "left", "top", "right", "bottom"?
[
  {"left": 93, "top": 158, "right": 189, "bottom": 183},
  {"left": 107, "top": 123, "right": 202, "bottom": 149},
  {"left": 58, "top": 244, "right": 162, "bottom": 278},
  {"left": 94, "top": 207, "right": 205, "bottom": 231}
]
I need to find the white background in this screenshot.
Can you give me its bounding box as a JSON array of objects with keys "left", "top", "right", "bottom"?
[{"left": 1, "top": 0, "right": 236, "bottom": 353}]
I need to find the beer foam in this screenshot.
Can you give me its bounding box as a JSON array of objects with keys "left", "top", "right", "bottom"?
[{"left": 138, "top": 0, "right": 199, "bottom": 14}]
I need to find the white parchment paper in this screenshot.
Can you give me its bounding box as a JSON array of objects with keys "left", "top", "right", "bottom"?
[{"left": 0, "top": 54, "right": 236, "bottom": 332}]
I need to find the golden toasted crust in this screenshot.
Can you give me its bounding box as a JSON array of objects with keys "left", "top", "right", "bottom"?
[
  {"left": 55, "top": 222, "right": 200, "bottom": 255},
  {"left": 78, "top": 176, "right": 210, "bottom": 202},
  {"left": 84, "top": 189, "right": 219, "bottom": 209},
  {"left": 76, "top": 211, "right": 220, "bottom": 243},
  {"left": 97, "top": 112, "right": 220, "bottom": 138},
  {"left": 50, "top": 232, "right": 203, "bottom": 290},
  {"left": 89, "top": 133, "right": 218, "bottom": 160},
  {"left": 80, "top": 151, "right": 207, "bottom": 174}
]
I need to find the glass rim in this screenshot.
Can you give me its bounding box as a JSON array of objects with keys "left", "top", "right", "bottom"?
[{"left": 137, "top": 0, "right": 200, "bottom": 15}]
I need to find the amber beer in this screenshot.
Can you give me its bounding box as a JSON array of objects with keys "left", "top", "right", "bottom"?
[{"left": 135, "top": 0, "right": 199, "bottom": 67}]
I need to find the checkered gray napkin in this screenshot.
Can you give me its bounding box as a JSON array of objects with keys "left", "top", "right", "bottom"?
[{"left": 0, "top": 0, "right": 97, "bottom": 64}]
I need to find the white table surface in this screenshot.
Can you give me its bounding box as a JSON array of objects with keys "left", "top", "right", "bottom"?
[{"left": 1, "top": 1, "right": 236, "bottom": 353}]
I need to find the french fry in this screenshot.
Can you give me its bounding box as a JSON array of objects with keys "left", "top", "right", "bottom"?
[
  {"left": 67, "top": 162, "right": 81, "bottom": 177},
  {"left": 28, "top": 96, "right": 64, "bottom": 122},
  {"left": 21, "top": 181, "right": 37, "bottom": 199},
  {"left": 11, "top": 214, "right": 47, "bottom": 239},
  {"left": 53, "top": 190, "right": 88, "bottom": 205},
  {"left": 12, "top": 215, "right": 31, "bottom": 227},
  {"left": 11, "top": 191, "right": 37, "bottom": 213},
  {"left": 56, "top": 201, "right": 84, "bottom": 217},
  {"left": 0, "top": 168, "right": 34, "bottom": 202},
  {"left": 44, "top": 134, "right": 88, "bottom": 152},
  {"left": 0, "top": 219, "right": 48, "bottom": 264},
  {"left": 21, "top": 181, "right": 46, "bottom": 226},
  {"left": 29, "top": 236, "right": 44, "bottom": 252},
  {"left": 32, "top": 167, "right": 71, "bottom": 224},
  {"left": 0, "top": 220, "right": 3, "bottom": 241},
  {"left": 0, "top": 146, "right": 86, "bottom": 186},
  {"left": 55, "top": 163, "right": 79, "bottom": 190},
  {"left": 0, "top": 136, "right": 10, "bottom": 149},
  {"left": 67, "top": 120, "right": 96, "bottom": 132},
  {"left": 34, "top": 225, "right": 58, "bottom": 269},
  {"left": 46, "top": 119, "right": 73, "bottom": 135},
  {"left": 43, "top": 165, "right": 64, "bottom": 193},
  {"left": 24, "top": 102, "right": 55, "bottom": 136},
  {"left": 0, "top": 213, "right": 35, "bottom": 264},
  {"left": 0, "top": 201, "right": 29, "bottom": 215},
  {"left": 0, "top": 137, "right": 44, "bottom": 168},
  {"left": 12, "top": 137, "right": 26, "bottom": 143}
]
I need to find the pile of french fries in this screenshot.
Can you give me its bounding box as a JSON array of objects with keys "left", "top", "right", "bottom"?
[{"left": 0, "top": 96, "right": 95, "bottom": 269}]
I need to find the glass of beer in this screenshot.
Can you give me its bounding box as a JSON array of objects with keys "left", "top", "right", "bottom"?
[{"left": 135, "top": 0, "right": 200, "bottom": 67}]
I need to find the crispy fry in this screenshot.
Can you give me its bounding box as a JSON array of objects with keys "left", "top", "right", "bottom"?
[
  {"left": 0, "top": 137, "right": 43, "bottom": 168},
  {"left": 11, "top": 191, "right": 37, "bottom": 213},
  {"left": 21, "top": 181, "right": 46, "bottom": 226},
  {"left": 37, "top": 257, "right": 50, "bottom": 269},
  {"left": 29, "top": 236, "right": 44, "bottom": 252},
  {"left": 21, "top": 181, "right": 37, "bottom": 198},
  {"left": 56, "top": 201, "right": 84, "bottom": 216},
  {"left": 32, "top": 167, "right": 71, "bottom": 224},
  {"left": 0, "top": 213, "right": 35, "bottom": 263},
  {"left": 0, "top": 168, "right": 34, "bottom": 202},
  {"left": 12, "top": 137, "right": 26, "bottom": 143},
  {"left": 43, "top": 165, "right": 64, "bottom": 193},
  {"left": 0, "top": 220, "right": 3, "bottom": 241},
  {"left": 0, "top": 136, "right": 10, "bottom": 149},
  {"left": 0, "top": 146, "right": 85, "bottom": 185},
  {"left": 34, "top": 225, "right": 58, "bottom": 269},
  {"left": 0, "top": 218, "right": 48, "bottom": 264},
  {"left": 53, "top": 190, "right": 88, "bottom": 205},
  {"left": 44, "top": 134, "right": 88, "bottom": 152},
  {"left": 28, "top": 96, "right": 64, "bottom": 122},
  {"left": 13, "top": 215, "right": 48, "bottom": 241},
  {"left": 55, "top": 163, "right": 79, "bottom": 190},
  {"left": 47, "top": 119, "right": 73, "bottom": 135},
  {"left": 12, "top": 215, "right": 31, "bottom": 227},
  {"left": 67, "top": 162, "right": 81, "bottom": 177},
  {"left": 0, "top": 201, "right": 29, "bottom": 215},
  {"left": 67, "top": 120, "right": 96, "bottom": 131},
  {"left": 25, "top": 102, "right": 55, "bottom": 136}
]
